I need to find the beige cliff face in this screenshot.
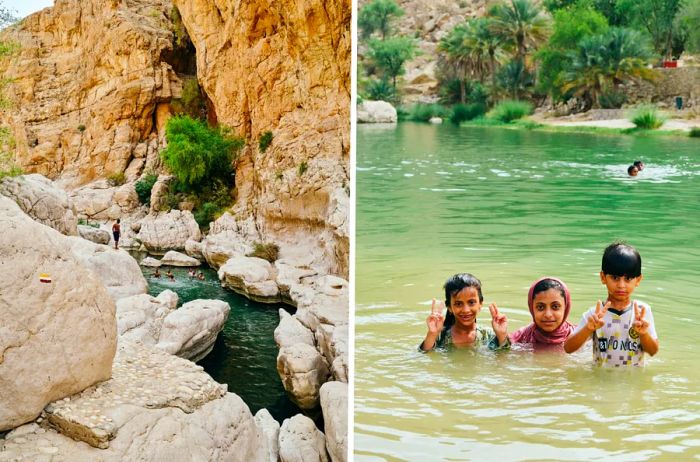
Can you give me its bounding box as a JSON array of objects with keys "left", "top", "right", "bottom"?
[
  {"left": 173, "top": 0, "right": 351, "bottom": 277},
  {"left": 0, "top": 0, "right": 179, "bottom": 187}
]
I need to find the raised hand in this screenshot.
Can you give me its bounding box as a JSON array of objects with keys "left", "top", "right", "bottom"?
[
  {"left": 586, "top": 300, "right": 610, "bottom": 331},
  {"left": 633, "top": 301, "right": 650, "bottom": 335},
  {"left": 489, "top": 303, "right": 508, "bottom": 342},
  {"left": 426, "top": 298, "right": 445, "bottom": 335}
]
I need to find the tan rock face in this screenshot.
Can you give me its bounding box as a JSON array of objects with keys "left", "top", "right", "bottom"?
[
  {"left": 174, "top": 0, "right": 351, "bottom": 277},
  {"left": 0, "top": 0, "right": 180, "bottom": 188}
]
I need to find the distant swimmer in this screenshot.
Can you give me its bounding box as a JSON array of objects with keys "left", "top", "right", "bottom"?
[
  {"left": 627, "top": 165, "right": 639, "bottom": 177},
  {"left": 633, "top": 160, "right": 645, "bottom": 171}
]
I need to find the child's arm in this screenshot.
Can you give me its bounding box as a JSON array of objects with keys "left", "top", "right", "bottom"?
[
  {"left": 420, "top": 299, "right": 445, "bottom": 351},
  {"left": 488, "top": 303, "right": 509, "bottom": 347},
  {"left": 634, "top": 301, "right": 659, "bottom": 356},
  {"left": 564, "top": 301, "right": 610, "bottom": 353}
]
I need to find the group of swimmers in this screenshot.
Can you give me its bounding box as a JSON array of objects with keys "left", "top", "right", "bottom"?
[
  {"left": 420, "top": 242, "right": 659, "bottom": 368},
  {"left": 150, "top": 268, "right": 205, "bottom": 281},
  {"left": 627, "top": 160, "right": 645, "bottom": 177}
]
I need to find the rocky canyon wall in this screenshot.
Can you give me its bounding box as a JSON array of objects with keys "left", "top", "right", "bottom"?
[
  {"left": 173, "top": 0, "right": 351, "bottom": 276},
  {"left": 0, "top": 0, "right": 350, "bottom": 276}
]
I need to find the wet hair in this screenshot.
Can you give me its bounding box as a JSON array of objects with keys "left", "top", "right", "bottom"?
[
  {"left": 442, "top": 273, "right": 483, "bottom": 330},
  {"left": 633, "top": 160, "right": 643, "bottom": 168},
  {"left": 531, "top": 278, "right": 566, "bottom": 301},
  {"left": 602, "top": 242, "right": 642, "bottom": 277},
  {"left": 116, "top": 218, "right": 120, "bottom": 223},
  {"left": 627, "top": 165, "right": 638, "bottom": 175}
]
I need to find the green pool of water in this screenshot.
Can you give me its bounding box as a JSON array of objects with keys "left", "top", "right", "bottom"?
[
  {"left": 355, "top": 123, "right": 700, "bottom": 461},
  {"left": 140, "top": 262, "right": 299, "bottom": 423}
]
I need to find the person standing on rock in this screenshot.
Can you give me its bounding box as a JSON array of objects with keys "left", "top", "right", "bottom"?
[{"left": 112, "top": 219, "right": 121, "bottom": 249}]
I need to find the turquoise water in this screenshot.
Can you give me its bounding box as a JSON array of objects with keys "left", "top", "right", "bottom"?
[
  {"left": 142, "top": 263, "right": 299, "bottom": 423},
  {"left": 355, "top": 123, "right": 700, "bottom": 461}
]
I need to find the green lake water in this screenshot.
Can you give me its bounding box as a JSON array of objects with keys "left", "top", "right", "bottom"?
[
  {"left": 141, "top": 263, "right": 299, "bottom": 423},
  {"left": 355, "top": 122, "right": 700, "bottom": 461}
]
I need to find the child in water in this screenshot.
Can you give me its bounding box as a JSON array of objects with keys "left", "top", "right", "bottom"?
[
  {"left": 564, "top": 242, "right": 659, "bottom": 366},
  {"left": 420, "top": 273, "right": 509, "bottom": 351},
  {"left": 509, "top": 277, "right": 575, "bottom": 348}
]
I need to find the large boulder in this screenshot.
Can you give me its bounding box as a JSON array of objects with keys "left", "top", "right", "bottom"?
[
  {"left": 200, "top": 230, "right": 253, "bottom": 270},
  {"left": 0, "top": 174, "right": 78, "bottom": 235},
  {"left": 277, "top": 343, "right": 330, "bottom": 410},
  {"left": 218, "top": 256, "right": 281, "bottom": 303},
  {"left": 70, "top": 181, "right": 141, "bottom": 221},
  {"left": 138, "top": 210, "right": 202, "bottom": 254},
  {"left": 279, "top": 414, "right": 329, "bottom": 462},
  {"left": 0, "top": 196, "right": 116, "bottom": 431},
  {"left": 160, "top": 250, "right": 201, "bottom": 267},
  {"left": 157, "top": 299, "right": 231, "bottom": 362},
  {"left": 78, "top": 224, "right": 111, "bottom": 245},
  {"left": 255, "top": 409, "right": 281, "bottom": 462},
  {"left": 1, "top": 341, "right": 272, "bottom": 461},
  {"left": 117, "top": 292, "right": 229, "bottom": 362},
  {"left": 66, "top": 236, "right": 148, "bottom": 301},
  {"left": 320, "top": 382, "right": 348, "bottom": 462},
  {"left": 357, "top": 100, "right": 398, "bottom": 123},
  {"left": 274, "top": 309, "right": 315, "bottom": 349}
]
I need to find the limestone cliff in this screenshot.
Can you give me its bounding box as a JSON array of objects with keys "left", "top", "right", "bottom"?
[
  {"left": 0, "top": 0, "right": 350, "bottom": 276},
  {"left": 0, "top": 0, "right": 179, "bottom": 187},
  {"left": 173, "top": 0, "right": 351, "bottom": 276}
]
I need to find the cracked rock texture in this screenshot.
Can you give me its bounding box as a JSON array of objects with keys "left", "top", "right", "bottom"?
[
  {"left": 173, "top": 0, "right": 350, "bottom": 278},
  {"left": 0, "top": 0, "right": 177, "bottom": 188},
  {"left": 0, "top": 174, "right": 78, "bottom": 235},
  {"left": 0, "top": 196, "right": 116, "bottom": 431},
  {"left": 0, "top": 341, "right": 272, "bottom": 461}
]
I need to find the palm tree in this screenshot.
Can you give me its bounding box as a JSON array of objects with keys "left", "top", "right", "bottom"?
[
  {"left": 561, "top": 28, "right": 657, "bottom": 109},
  {"left": 472, "top": 17, "right": 508, "bottom": 89},
  {"left": 489, "top": 0, "right": 552, "bottom": 65}
]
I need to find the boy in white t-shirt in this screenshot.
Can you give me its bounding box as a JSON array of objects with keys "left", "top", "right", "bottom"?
[{"left": 564, "top": 242, "right": 659, "bottom": 367}]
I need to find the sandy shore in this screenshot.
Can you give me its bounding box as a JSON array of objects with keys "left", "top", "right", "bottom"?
[{"left": 531, "top": 112, "right": 700, "bottom": 131}]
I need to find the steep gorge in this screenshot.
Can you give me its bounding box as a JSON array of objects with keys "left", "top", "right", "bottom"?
[{"left": 0, "top": 0, "right": 350, "bottom": 276}]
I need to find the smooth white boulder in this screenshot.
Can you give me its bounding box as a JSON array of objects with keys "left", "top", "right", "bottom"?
[
  {"left": 357, "top": 100, "right": 397, "bottom": 123},
  {"left": 78, "top": 224, "right": 111, "bottom": 244},
  {"left": 160, "top": 250, "right": 201, "bottom": 267},
  {"left": 274, "top": 309, "right": 315, "bottom": 349},
  {"left": 0, "top": 173, "right": 78, "bottom": 235},
  {"left": 0, "top": 196, "right": 116, "bottom": 431},
  {"left": 140, "top": 256, "right": 162, "bottom": 267},
  {"left": 255, "top": 409, "right": 281, "bottom": 462},
  {"left": 218, "top": 256, "right": 281, "bottom": 303},
  {"left": 138, "top": 210, "right": 201, "bottom": 253},
  {"left": 277, "top": 343, "right": 330, "bottom": 410},
  {"left": 66, "top": 236, "right": 148, "bottom": 301},
  {"left": 279, "top": 414, "right": 329, "bottom": 462},
  {"left": 320, "top": 382, "right": 348, "bottom": 462},
  {"left": 157, "top": 299, "right": 231, "bottom": 362}
]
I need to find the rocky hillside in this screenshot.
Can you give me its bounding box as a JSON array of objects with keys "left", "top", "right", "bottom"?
[{"left": 0, "top": 0, "right": 350, "bottom": 276}]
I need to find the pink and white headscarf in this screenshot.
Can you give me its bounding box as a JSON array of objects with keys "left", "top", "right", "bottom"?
[{"left": 509, "top": 276, "right": 575, "bottom": 345}]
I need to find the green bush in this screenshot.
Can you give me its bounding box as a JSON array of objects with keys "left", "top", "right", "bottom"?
[
  {"left": 259, "top": 131, "right": 273, "bottom": 153},
  {"left": 0, "top": 149, "right": 22, "bottom": 180},
  {"left": 630, "top": 106, "right": 665, "bottom": 130},
  {"left": 407, "top": 103, "right": 449, "bottom": 122},
  {"left": 135, "top": 173, "right": 158, "bottom": 205},
  {"left": 160, "top": 116, "right": 244, "bottom": 190},
  {"left": 107, "top": 172, "right": 126, "bottom": 186},
  {"left": 598, "top": 90, "right": 627, "bottom": 109},
  {"left": 298, "top": 161, "right": 308, "bottom": 176},
  {"left": 364, "top": 77, "right": 396, "bottom": 102},
  {"left": 450, "top": 103, "right": 486, "bottom": 125},
  {"left": 77, "top": 218, "right": 100, "bottom": 228},
  {"left": 487, "top": 100, "right": 534, "bottom": 123},
  {"left": 689, "top": 127, "right": 700, "bottom": 138},
  {"left": 194, "top": 202, "right": 220, "bottom": 228},
  {"left": 77, "top": 124, "right": 86, "bottom": 132},
  {"left": 248, "top": 242, "right": 280, "bottom": 263}
]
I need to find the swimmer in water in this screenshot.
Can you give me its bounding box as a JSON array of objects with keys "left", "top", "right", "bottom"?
[{"left": 627, "top": 165, "right": 639, "bottom": 177}]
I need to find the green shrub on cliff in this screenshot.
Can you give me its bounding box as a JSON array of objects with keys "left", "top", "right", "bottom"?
[
  {"left": 135, "top": 173, "right": 158, "bottom": 205},
  {"left": 248, "top": 242, "right": 280, "bottom": 263},
  {"left": 259, "top": 131, "right": 273, "bottom": 153},
  {"left": 160, "top": 115, "right": 244, "bottom": 190}
]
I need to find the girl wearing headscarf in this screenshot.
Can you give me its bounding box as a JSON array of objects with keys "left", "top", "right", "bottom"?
[{"left": 509, "top": 277, "right": 575, "bottom": 347}]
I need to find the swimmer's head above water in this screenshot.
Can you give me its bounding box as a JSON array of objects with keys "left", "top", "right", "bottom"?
[{"left": 628, "top": 165, "right": 639, "bottom": 176}]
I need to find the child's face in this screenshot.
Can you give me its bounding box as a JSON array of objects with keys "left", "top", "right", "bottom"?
[
  {"left": 448, "top": 287, "right": 482, "bottom": 328},
  {"left": 532, "top": 288, "right": 565, "bottom": 333},
  {"left": 599, "top": 272, "right": 642, "bottom": 303}
]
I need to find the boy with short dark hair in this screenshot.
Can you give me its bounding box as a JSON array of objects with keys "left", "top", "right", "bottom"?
[{"left": 564, "top": 242, "right": 659, "bottom": 366}]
